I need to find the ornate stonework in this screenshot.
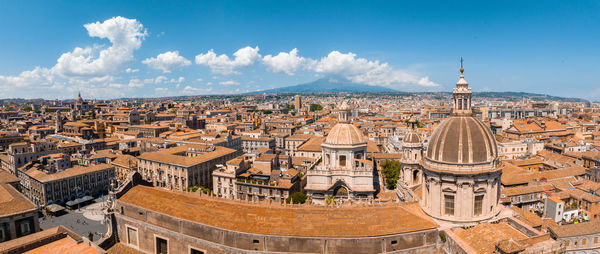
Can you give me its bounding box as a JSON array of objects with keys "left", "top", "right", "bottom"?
[
  {"left": 418, "top": 65, "right": 502, "bottom": 224},
  {"left": 306, "top": 102, "right": 375, "bottom": 204}
]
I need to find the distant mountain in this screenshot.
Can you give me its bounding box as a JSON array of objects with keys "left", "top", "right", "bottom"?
[{"left": 248, "top": 77, "right": 399, "bottom": 94}]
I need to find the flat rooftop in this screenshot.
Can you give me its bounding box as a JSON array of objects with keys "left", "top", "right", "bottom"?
[{"left": 118, "top": 185, "right": 438, "bottom": 238}]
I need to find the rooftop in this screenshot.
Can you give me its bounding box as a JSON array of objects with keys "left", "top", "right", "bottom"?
[
  {"left": 0, "top": 183, "right": 37, "bottom": 217},
  {"left": 118, "top": 185, "right": 438, "bottom": 237},
  {"left": 453, "top": 222, "right": 528, "bottom": 254}
]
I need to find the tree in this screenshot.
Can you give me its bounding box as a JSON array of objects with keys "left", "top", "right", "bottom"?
[
  {"left": 262, "top": 110, "right": 273, "bottom": 114},
  {"left": 286, "top": 192, "right": 307, "bottom": 204},
  {"left": 325, "top": 195, "right": 336, "bottom": 206},
  {"left": 381, "top": 160, "right": 402, "bottom": 190},
  {"left": 23, "top": 106, "right": 32, "bottom": 112},
  {"left": 310, "top": 104, "right": 323, "bottom": 111}
]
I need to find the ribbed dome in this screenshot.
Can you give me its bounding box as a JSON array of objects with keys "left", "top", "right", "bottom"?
[
  {"left": 403, "top": 132, "right": 421, "bottom": 144},
  {"left": 426, "top": 116, "right": 497, "bottom": 164},
  {"left": 324, "top": 123, "right": 366, "bottom": 145}
]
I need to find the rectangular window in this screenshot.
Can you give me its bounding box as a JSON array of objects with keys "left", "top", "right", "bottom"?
[
  {"left": 156, "top": 236, "right": 168, "bottom": 254},
  {"left": 474, "top": 195, "right": 483, "bottom": 215},
  {"left": 339, "top": 155, "right": 346, "bottom": 167},
  {"left": 190, "top": 248, "right": 204, "bottom": 254},
  {"left": 444, "top": 195, "right": 455, "bottom": 215},
  {"left": 127, "top": 227, "right": 138, "bottom": 247}
]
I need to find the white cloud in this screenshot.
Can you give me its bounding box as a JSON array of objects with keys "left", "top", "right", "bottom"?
[
  {"left": 0, "top": 67, "right": 54, "bottom": 88},
  {"left": 128, "top": 78, "right": 144, "bottom": 88},
  {"left": 262, "top": 48, "right": 305, "bottom": 75},
  {"left": 107, "top": 83, "right": 124, "bottom": 88},
  {"left": 182, "top": 85, "right": 212, "bottom": 95},
  {"left": 219, "top": 80, "right": 240, "bottom": 86},
  {"left": 306, "top": 51, "right": 439, "bottom": 87},
  {"left": 417, "top": 77, "right": 439, "bottom": 87},
  {"left": 0, "top": 17, "right": 147, "bottom": 98},
  {"left": 125, "top": 68, "right": 139, "bottom": 73},
  {"left": 53, "top": 16, "right": 147, "bottom": 77},
  {"left": 142, "top": 50, "right": 191, "bottom": 73},
  {"left": 195, "top": 46, "right": 261, "bottom": 75},
  {"left": 144, "top": 76, "right": 168, "bottom": 84},
  {"left": 155, "top": 87, "right": 168, "bottom": 93},
  {"left": 171, "top": 77, "right": 185, "bottom": 83}
]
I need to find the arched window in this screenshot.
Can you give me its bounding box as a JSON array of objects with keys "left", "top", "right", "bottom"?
[{"left": 413, "top": 170, "right": 419, "bottom": 184}]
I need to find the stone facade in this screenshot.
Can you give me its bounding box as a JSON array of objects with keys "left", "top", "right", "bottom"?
[
  {"left": 419, "top": 67, "right": 502, "bottom": 224},
  {"left": 306, "top": 104, "right": 375, "bottom": 204}
]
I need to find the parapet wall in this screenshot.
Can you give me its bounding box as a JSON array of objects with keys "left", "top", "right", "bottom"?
[{"left": 114, "top": 201, "right": 439, "bottom": 253}]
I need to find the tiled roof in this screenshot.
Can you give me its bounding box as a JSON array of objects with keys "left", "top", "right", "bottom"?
[
  {"left": 0, "top": 226, "right": 96, "bottom": 254},
  {"left": 297, "top": 136, "right": 323, "bottom": 152},
  {"left": 137, "top": 145, "right": 236, "bottom": 167},
  {"left": 0, "top": 183, "right": 37, "bottom": 217},
  {"left": 453, "top": 222, "right": 528, "bottom": 254},
  {"left": 502, "top": 184, "right": 553, "bottom": 197},
  {"left": 118, "top": 185, "right": 438, "bottom": 237},
  {"left": 0, "top": 171, "right": 19, "bottom": 184},
  {"left": 25, "top": 164, "right": 114, "bottom": 183},
  {"left": 547, "top": 221, "right": 600, "bottom": 238}
]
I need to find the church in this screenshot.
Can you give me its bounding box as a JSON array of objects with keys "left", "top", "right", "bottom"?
[
  {"left": 398, "top": 64, "right": 502, "bottom": 224},
  {"left": 305, "top": 101, "right": 376, "bottom": 204}
]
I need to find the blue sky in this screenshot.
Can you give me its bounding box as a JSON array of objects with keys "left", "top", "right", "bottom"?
[{"left": 0, "top": 1, "right": 599, "bottom": 100}]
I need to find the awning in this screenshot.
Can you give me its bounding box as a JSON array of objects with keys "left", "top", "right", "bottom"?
[
  {"left": 65, "top": 196, "right": 93, "bottom": 207},
  {"left": 46, "top": 204, "right": 65, "bottom": 213}
]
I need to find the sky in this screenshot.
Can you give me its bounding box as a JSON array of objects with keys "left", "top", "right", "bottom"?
[{"left": 0, "top": 1, "right": 599, "bottom": 100}]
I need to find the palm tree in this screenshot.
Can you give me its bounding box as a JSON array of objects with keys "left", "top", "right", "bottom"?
[{"left": 325, "top": 195, "right": 336, "bottom": 206}]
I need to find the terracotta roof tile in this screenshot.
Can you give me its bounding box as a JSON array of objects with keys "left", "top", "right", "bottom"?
[{"left": 118, "top": 186, "right": 438, "bottom": 237}]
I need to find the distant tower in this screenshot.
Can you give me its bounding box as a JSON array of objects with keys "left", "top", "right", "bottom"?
[
  {"left": 294, "top": 95, "right": 302, "bottom": 111},
  {"left": 260, "top": 121, "right": 267, "bottom": 135},
  {"left": 400, "top": 117, "right": 423, "bottom": 186},
  {"left": 55, "top": 111, "right": 63, "bottom": 132},
  {"left": 338, "top": 101, "right": 351, "bottom": 122}
]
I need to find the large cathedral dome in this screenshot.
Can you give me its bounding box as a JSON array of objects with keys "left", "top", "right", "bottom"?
[
  {"left": 419, "top": 62, "right": 502, "bottom": 224},
  {"left": 426, "top": 116, "right": 497, "bottom": 165}
]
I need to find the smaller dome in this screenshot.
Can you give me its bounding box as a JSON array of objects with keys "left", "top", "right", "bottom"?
[
  {"left": 324, "top": 123, "right": 366, "bottom": 145},
  {"left": 403, "top": 132, "right": 421, "bottom": 144}
]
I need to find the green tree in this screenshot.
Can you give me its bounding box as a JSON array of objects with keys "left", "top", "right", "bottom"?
[
  {"left": 262, "top": 110, "right": 273, "bottom": 114},
  {"left": 310, "top": 104, "right": 323, "bottom": 111},
  {"left": 381, "top": 160, "right": 402, "bottom": 190},
  {"left": 286, "top": 192, "right": 307, "bottom": 204},
  {"left": 325, "top": 195, "right": 336, "bottom": 206},
  {"left": 23, "top": 106, "right": 32, "bottom": 112}
]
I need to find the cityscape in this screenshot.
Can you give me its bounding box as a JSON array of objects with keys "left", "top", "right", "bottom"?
[{"left": 1, "top": 1, "right": 600, "bottom": 254}]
